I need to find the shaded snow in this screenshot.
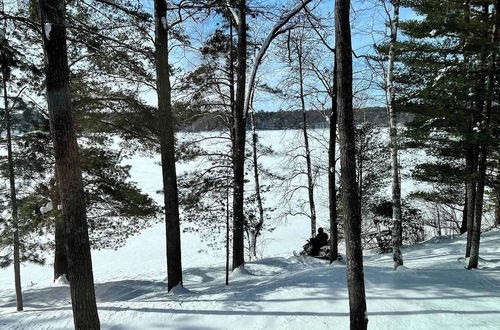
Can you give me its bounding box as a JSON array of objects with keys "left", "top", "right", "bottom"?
[
  {"left": 1, "top": 230, "right": 499, "bottom": 329},
  {"left": 52, "top": 274, "right": 69, "bottom": 286},
  {"left": 1, "top": 130, "right": 499, "bottom": 329}
]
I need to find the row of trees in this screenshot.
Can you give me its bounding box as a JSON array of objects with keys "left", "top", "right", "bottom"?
[{"left": 1, "top": 0, "right": 499, "bottom": 329}]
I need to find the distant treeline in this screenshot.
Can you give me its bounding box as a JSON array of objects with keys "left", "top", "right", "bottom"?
[{"left": 181, "top": 107, "right": 414, "bottom": 132}]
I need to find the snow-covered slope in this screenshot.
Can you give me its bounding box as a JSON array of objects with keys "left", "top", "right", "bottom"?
[
  {"left": 1, "top": 130, "right": 499, "bottom": 329},
  {"left": 1, "top": 229, "right": 499, "bottom": 329}
]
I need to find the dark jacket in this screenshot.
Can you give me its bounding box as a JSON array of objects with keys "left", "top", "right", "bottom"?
[{"left": 315, "top": 232, "right": 328, "bottom": 248}]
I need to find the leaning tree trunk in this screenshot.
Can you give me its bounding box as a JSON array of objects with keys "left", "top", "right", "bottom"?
[
  {"left": 386, "top": 0, "right": 403, "bottom": 270},
  {"left": 232, "top": 0, "right": 247, "bottom": 271},
  {"left": 154, "top": 0, "right": 183, "bottom": 291},
  {"left": 468, "top": 1, "right": 498, "bottom": 269},
  {"left": 297, "top": 42, "right": 317, "bottom": 238},
  {"left": 39, "top": 0, "right": 100, "bottom": 328},
  {"left": 329, "top": 54, "right": 338, "bottom": 264},
  {"left": 335, "top": 0, "right": 368, "bottom": 328},
  {"left": 2, "top": 48, "right": 23, "bottom": 311}
]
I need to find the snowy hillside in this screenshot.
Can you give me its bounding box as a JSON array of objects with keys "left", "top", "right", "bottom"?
[
  {"left": 1, "top": 227, "right": 499, "bottom": 329},
  {"left": 1, "top": 130, "right": 499, "bottom": 329}
]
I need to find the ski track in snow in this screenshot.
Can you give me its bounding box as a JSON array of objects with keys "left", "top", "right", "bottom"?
[{"left": 1, "top": 130, "right": 499, "bottom": 329}]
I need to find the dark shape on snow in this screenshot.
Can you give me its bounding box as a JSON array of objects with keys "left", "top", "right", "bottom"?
[
  {"left": 298, "top": 228, "right": 342, "bottom": 261},
  {"left": 310, "top": 227, "right": 329, "bottom": 256}
]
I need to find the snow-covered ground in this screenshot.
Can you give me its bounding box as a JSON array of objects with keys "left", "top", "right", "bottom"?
[
  {"left": 1, "top": 227, "right": 499, "bottom": 329},
  {"left": 1, "top": 129, "right": 499, "bottom": 329}
]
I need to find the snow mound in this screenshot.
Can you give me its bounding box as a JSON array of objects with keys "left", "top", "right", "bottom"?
[
  {"left": 168, "top": 284, "right": 191, "bottom": 295},
  {"left": 394, "top": 265, "right": 410, "bottom": 271},
  {"left": 457, "top": 256, "right": 500, "bottom": 269},
  {"left": 53, "top": 274, "right": 69, "bottom": 286},
  {"left": 229, "top": 266, "right": 254, "bottom": 279}
]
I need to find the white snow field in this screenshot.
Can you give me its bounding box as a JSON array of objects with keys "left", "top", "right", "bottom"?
[{"left": 1, "top": 129, "right": 499, "bottom": 329}]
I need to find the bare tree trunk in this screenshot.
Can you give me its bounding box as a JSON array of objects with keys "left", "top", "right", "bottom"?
[
  {"left": 335, "top": 0, "right": 368, "bottom": 328},
  {"left": 296, "top": 41, "right": 317, "bottom": 238},
  {"left": 226, "top": 175, "right": 230, "bottom": 285},
  {"left": 154, "top": 0, "right": 183, "bottom": 291},
  {"left": 468, "top": 146, "right": 487, "bottom": 269},
  {"left": 2, "top": 47, "right": 23, "bottom": 311},
  {"left": 54, "top": 212, "right": 68, "bottom": 280},
  {"left": 329, "top": 55, "right": 338, "bottom": 264},
  {"left": 495, "top": 188, "right": 500, "bottom": 227},
  {"left": 465, "top": 145, "right": 477, "bottom": 257},
  {"left": 468, "top": 1, "right": 498, "bottom": 269},
  {"left": 226, "top": 21, "right": 235, "bottom": 284},
  {"left": 460, "top": 186, "right": 467, "bottom": 234},
  {"left": 39, "top": 0, "right": 100, "bottom": 328},
  {"left": 463, "top": 0, "right": 477, "bottom": 257},
  {"left": 249, "top": 109, "right": 264, "bottom": 261},
  {"left": 386, "top": 0, "right": 403, "bottom": 270},
  {"left": 232, "top": 0, "right": 247, "bottom": 271},
  {"left": 52, "top": 173, "right": 69, "bottom": 281}
]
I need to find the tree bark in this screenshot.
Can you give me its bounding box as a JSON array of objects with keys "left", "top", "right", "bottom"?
[
  {"left": 39, "top": 0, "right": 100, "bottom": 328},
  {"left": 296, "top": 40, "right": 317, "bottom": 238},
  {"left": 335, "top": 0, "right": 368, "bottom": 328},
  {"left": 465, "top": 145, "right": 476, "bottom": 257},
  {"left": 54, "top": 212, "right": 69, "bottom": 281},
  {"left": 462, "top": 0, "right": 478, "bottom": 257},
  {"left": 329, "top": 53, "right": 338, "bottom": 264},
  {"left": 460, "top": 185, "right": 467, "bottom": 234},
  {"left": 231, "top": 0, "right": 247, "bottom": 271},
  {"left": 154, "top": 0, "right": 183, "bottom": 291},
  {"left": 2, "top": 46, "right": 23, "bottom": 311},
  {"left": 249, "top": 108, "right": 264, "bottom": 261},
  {"left": 468, "top": 1, "right": 498, "bottom": 269},
  {"left": 386, "top": 0, "right": 403, "bottom": 270},
  {"left": 495, "top": 189, "right": 500, "bottom": 227},
  {"left": 52, "top": 172, "right": 69, "bottom": 281}
]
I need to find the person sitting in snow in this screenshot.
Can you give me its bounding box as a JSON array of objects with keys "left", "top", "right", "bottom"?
[{"left": 310, "top": 227, "right": 328, "bottom": 256}]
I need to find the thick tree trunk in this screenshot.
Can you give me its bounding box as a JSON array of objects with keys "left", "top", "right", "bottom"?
[
  {"left": 39, "top": 1, "right": 100, "bottom": 328},
  {"left": 386, "top": 0, "right": 403, "bottom": 270},
  {"left": 232, "top": 0, "right": 247, "bottom": 271},
  {"left": 468, "top": 1, "right": 498, "bottom": 269},
  {"left": 154, "top": 0, "right": 183, "bottom": 291},
  {"left": 335, "top": 0, "right": 368, "bottom": 328},
  {"left": 297, "top": 43, "right": 317, "bottom": 238},
  {"left": 54, "top": 213, "right": 69, "bottom": 280},
  {"left": 52, "top": 175, "right": 69, "bottom": 281},
  {"left": 2, "top": 52, "right": 23, "bottom": 311},
  {"left": 329, "top": 55, "right": 338, "bottom": 264}
]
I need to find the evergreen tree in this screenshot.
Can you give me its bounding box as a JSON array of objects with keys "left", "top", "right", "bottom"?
[{"left": 397, "top": 0, "right": 500, "bottom": 267}]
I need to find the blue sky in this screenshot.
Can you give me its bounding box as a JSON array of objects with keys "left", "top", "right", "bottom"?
[{"left": 142, "top": 0, "right": 417, "bottom": 111}]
